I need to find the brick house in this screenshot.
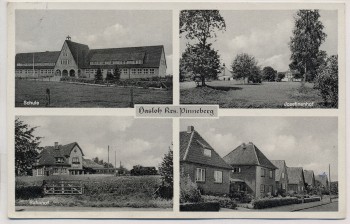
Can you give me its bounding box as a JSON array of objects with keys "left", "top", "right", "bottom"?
[
  {"left": 180, "top": 126, "right": 232, "bottom": 195},
  {"left": 287, "top": 167, "right": 306, "bottom": 194},
  {"left": 15, "top": 36, "right": 167, "bottom": 79},
  {"left": 303, "top": 170, "right": 316, "bottom": 191},
  {"left": 33, "top": 142, "right": 103, "bottom": 176},
  {"left": 271, "top": 160, "right": 289, "bottom": 194},
  {"left": 223, "top": 142, "right": 277, "bottom": 198}
]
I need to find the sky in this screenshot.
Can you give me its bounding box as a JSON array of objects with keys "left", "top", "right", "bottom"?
[
  {"left": 16, "top": 10, "right": 173, "bottom": 74},
  {"left": 180, "top": 10, "right": 338, "bottom": 72},
  {"left": 180, "top": 117, "right": 338, "bottom": 180},
  {"left": 17, "top": 116, "right": 172, "bottom": 170}
]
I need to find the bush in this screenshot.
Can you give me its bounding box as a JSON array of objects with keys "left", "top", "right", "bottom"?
[
  {"left": 202, "top": 195, "right": 237, "bottom": 209},
  {"left": 180, "top": 176, "right": 201, "bottom": 203},
  {"left": 229, "top": 191, "right": 253, "bottom": 203},
  {"left": 252, "top": 197, "right": 301, "bottom": 209},
  {"left": 16, "top": 186, "right": 44, "bottom": 199},
  {"left": 180, "top": 202, "right": 220, "bottom": 211},
  {"left": 304, "top": 197, "right": 321, "bottom": 203}
]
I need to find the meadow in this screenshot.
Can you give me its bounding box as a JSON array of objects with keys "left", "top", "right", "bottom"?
[
  {"left": 15, "top": 175, "right": 172, "bottom": 209},
  {"left": 180, "top": 81, "right": 327, "bottom": 108},
  {"left": 15, "top": 80, "right": 173, "bottom": 108}
]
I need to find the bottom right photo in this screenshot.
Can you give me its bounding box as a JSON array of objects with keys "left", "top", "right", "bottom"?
[{"left": 179, "top": 117, "right": 338, "bottom": 212}]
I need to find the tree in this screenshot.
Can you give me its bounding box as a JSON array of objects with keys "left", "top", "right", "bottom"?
[
  {"left": 231, "top": 53, "right": 262, "bottom": 84},
  {"left": 289, "top": 10, "right": 327, "bottom": 84},
  {"left": 181, "top": 44, "right": 221, "bottom": 86},
  {"left": 277, "top": 72, "right": 286, "bottom": 82},
  {"left": 180, "top": 10, "right": 226, "bottom": 47},
  {"left": 105, "top": 71, "right": 114, "bottom": 83},
  {"left": 262, "top": 66, "right": 277, "bottom": 82},
  {"left": 113, "top": 65, "right": 121, "bottom": 82},
  {"left": 314, "top": 55, "right": 338, "bottom": 107},
  {"left": 15, "top": 119, "right": 41, "bottom": 176},
  {"left": 158, "top": 145, "right": 173, "bottom": 199},
  {"left": 95, "top": 68, "right": 103, "bottom": 83}
]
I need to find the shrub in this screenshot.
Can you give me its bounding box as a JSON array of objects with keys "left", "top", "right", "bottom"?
[
  {"left": 180, "top": 202, "right": 220, "bottom": 211},
  {"left": 229, "top": 191, "right": 253, "bottom": 203},
  {"left": 202, "top": 195, "right": 237, "bottom": 209},
  {"left": 252, "top": 197, "right": 301, "bottom": 209},
  {"left": 16, "top": 186, "right": 44, "bottom": 199},
  {"left": 180, "top": 176, "right": 201, "bottom": 203},
  {"left": 304, "top": 197, "right": 321, "bottom": 203}
]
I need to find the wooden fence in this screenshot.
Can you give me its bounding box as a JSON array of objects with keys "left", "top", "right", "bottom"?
[{"left": 43, "top": 180, "right": 84, "bottom": 195}]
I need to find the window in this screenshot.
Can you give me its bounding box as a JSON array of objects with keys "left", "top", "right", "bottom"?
[
  {"left": 143, "top": 69, "right": 149, "bottom": 74},
  {"left": 232, "top": 167, "right": 241, "bottom": 173},
  {"left": 203, "top": 148, "right": 211, "bottom": 157},
  {"left": 269, "top": 170, "right": 273, "bottom": 179},
  {"left": 196, "top": 168, "right": 205, "bottom": 182},
  {"left": 150, "top": 68, "right": 155, "bottom": 74},
  {"left": 260, "top": 184, "right": 265, "bottom": 193},
  {"left": 131, "top": 69, "right": 136, "bottom": 75},
  {"left": 55, "top": 157, "right": 64, "bottom": 163},
  {"left": 281, "top": 172, "right": 285, "bottom": 179},
  {"left": 123, "top": 69, "right": 128, "bottom": 74},
  {"left": 72, "top": 157, "right": 80, "bottom": 164},
  {"left": 261, "top": 168, "right": 265, "bottom": 177},
  {"left": 268, "top": 185, "right": 273, "bottom": 193},
  {"left": 214, "top": 171, "right": 223, "bottom": 183},
  {"left": 138, "top": 68, "right": 142, "bottom": 74},
  {"left": 282, "top": 183, "right": 286, "bottom": 190}
]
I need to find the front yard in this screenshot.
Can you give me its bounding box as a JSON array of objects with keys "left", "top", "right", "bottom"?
[{"left": 180, "top": 81, "right": 328, "bottom": 108}]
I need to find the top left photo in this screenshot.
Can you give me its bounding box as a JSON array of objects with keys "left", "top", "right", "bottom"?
[{"left": 14, "top": 9, "right": 173, "bottom": 108}]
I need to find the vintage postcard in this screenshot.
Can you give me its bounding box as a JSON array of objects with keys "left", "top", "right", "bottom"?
[{"left": 6, "top": 1, "right": 346, "bottom": 220}]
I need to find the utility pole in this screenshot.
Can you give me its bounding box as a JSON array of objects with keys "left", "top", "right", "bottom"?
[
  {"left": 329, "top": 164, "right": 332, "bottom": 203},
  {"left": 115, "top": 150, "right": 116, "bottom": 169},
  {"left": 108, "top": 145, "right": 110, "bottom": 173}
]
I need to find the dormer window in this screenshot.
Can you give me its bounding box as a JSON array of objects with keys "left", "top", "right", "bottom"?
[
  {"left": 232, "top": 167, "right": 241, "bottom": 173},
  {"left": 203, "top": 148, "right": 211, "bottom": 157},
  {"left": 55, "top": 157, "right": 64, "bottom": 163}
]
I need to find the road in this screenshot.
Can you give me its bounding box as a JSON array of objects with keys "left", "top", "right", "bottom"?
[{"left": 296, "top": 201, "right": 338, "bottom": 212}]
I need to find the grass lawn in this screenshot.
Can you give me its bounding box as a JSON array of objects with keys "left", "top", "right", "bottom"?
[
  {"left": 180, "top": 81, "right": 329, "bottom": 108},
  {"left": 15, "top": 80, "right": 172, "bottom": 107},
  {"left": 15, "top": 175, "right": 172, "bottom": 209}
]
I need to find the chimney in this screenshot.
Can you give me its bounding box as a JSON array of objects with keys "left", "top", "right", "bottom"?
[
  {"left": 54, "top": 142, "right": 59, "bottom": 149},
  {"left": 187, "top": 126, "right": 194, "bottom": 133},
  {"left": 242, "top": 143, "right": 246, "bottom": 149}
]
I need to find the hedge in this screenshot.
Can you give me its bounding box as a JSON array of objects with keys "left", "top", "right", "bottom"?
[
  {"left": 180, "top": 202, "right": 220, "bottom": 211},
  {"left": 202, "top": 195, "right": 237, "bottom": 209},
  {"left": 16, "top": 186, "right": 44, "bottom": 199},
  {"left": 253, "top": 197, "right": 301, "bottom": 209},
  {"left": 304, "top": 197, "right": 321, "bottom": 203}
]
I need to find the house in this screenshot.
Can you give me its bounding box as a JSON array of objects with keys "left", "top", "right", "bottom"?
[
  {"left": 15, "top": 36, "right": 167, "bottom": 79},
  {"left": 271, "top": 160, "right": 289, "bottom": 194},
  {"left": 281, "top": 70, "right": 301, "bottom": 82},
  {"left": 303, "top": 170, "right": 316, "bottom": 191},
  {"left": 33, "top": 142, "right": 104, "bottom": 176},
  {"left": 287, "top": 167, "right": 306, "bottom": 194},
  {"left": 217, "top": 63, "right": 233, "bottom": 81},
  {"left": 180, "top": 126, "right": 232, "bottom": 195},
  {"left": 223, "top": 142, "right": 277, "bottom": 198}
]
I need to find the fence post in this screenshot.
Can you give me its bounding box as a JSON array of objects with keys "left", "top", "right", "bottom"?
[{"left": 129, "top": 88, "right": 134, "bottom": 108}]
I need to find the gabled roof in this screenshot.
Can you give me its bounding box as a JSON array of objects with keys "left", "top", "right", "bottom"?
[
  {"left": 271, "top": 160, "right": 287, "bottom": 181},
  {"left": 35, "top": 142, "right": 84, "bottom": 166},
  {"left": 315, "top": 173, "right": 329, "bottom": 187},
  {"left": 82, "top": 158, "right": 104, "bottom": 169},
  {"left": 65, "top": 40, "right": 90, "bottom": 68},
  {"left": 223, "top": 143, "right": 277, "bottom": 169},
  {"left": 287, "top": 167, "right": 304, "bottom": 185},
  {"left": 180, "top": 128, "right": 232, "bottom": 170},
  {"left": 15, "top": 51, "right": 60, "bottom": 69},
  {"left": 303, "top": 170, "right": 315, "bottom": 185}
]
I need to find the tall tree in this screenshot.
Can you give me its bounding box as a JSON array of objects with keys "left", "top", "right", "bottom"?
[
  {"left": 289, "top": 10, "right": 327, "bottom": 84},
  {"left": 113, "top": 65, "right": 121, "bottom": 82},
  {"left": 181, "top": 44, "right": 221, "bottom": 86},
  {"left": 158, "top": 145, "right": 173, "bottom": 199},
  {"left": 95, "top": 68, "right": 103, "bottom": 83},
  {"left": 15, "top": 119, "right": 41, "bottom": 176},
  {"left": 180, "top": 10, "right": 226, "bottom": 47},
  {"left": 231, "top": 53, "right": 261, "bottom": 84},
  {"left": 262, "top": 66, "right": 277, "bottom": 82}
]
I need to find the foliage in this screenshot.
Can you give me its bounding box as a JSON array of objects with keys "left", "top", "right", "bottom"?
[
  {"left": 252, "top": 197, "right": 301, "bottom": 209},
  {"left": 180, "top": 202, "right": 220, "bottom": 211},
  {"left": 262, "top": 66, "right": 277, "bottom": 82},
  {"left": 231, "top": 53, "right": 262, "bottom": 84},
  {"left": 289, "top": 10, "right": 327, "bottom": 83},
  {"left": 15, "top": 119, "right": 41, "bottom": 176},
  {"left": 16, "top": 186, "right": 43, "bottom": 199},
  {"left": 113, "top": 65, "right": 121, "bottom": 82},
  {"left": 330, "top": 181, "right": 338, "bottom": 195},
  {"left": 180, "top": 176, "right": 202, "bottom": 203},
  {"left": 158, "top": 147, "right": 173, "bottom": 199},
  {"left": 229, "top": 191, "right": 253, "bottom": 203},
  {"left": 304, "top": 197, "right": 321, "bottom": 203},
  {"left": 105, "top": 71, "right": 114, "bottom": 82},
  {"left": 277, "top": 72, "right": 286, "bottom": 82},
  {"left": 314, "top": 55, "right": 338, "bottom": 107},
  {"left": 130, "top": 165, "right": 158, "bottom": 176},
  {"left": 94, "top": 68, "right": 103, "bottom": 83},
  {"left": 202, "top": 195, "right": 237, "bottom": 209},
  {"left": 181, "top": 44, "right": 221, "bottom": 86},
  {"left": 180, "top": 10, "right": 226, "bottom": 47}
]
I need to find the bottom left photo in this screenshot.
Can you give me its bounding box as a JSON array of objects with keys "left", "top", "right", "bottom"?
[{"left": 13, "top": 116, "right": 173, "bottom": 212}]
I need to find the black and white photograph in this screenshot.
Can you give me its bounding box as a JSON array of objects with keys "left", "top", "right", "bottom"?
[
  {"left": 180, "top": 117, "right": 338, "bottom": 212},
  {"left": 180, "top": 10, "right": 339, "bottom": 108},
  {"left": 15, "top": 10, "right": 173, "bottom": 107},
  {"left": 14, "top": 116, "right": 173, "bottom": 211}
]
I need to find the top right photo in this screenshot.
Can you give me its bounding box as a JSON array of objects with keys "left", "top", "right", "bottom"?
[{"left": 180, "top": 10, "right": 339, "bottom": 108}]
